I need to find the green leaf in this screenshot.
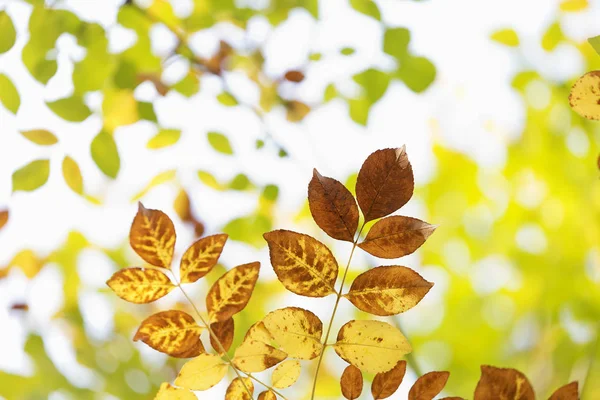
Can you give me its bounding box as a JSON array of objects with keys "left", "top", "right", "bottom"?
[
  {"left": 348, "top": 97, "right": 370, "bottom": 126},
  {"left": 207, "top": 131, "right": 234, "bottom": 155},
  {"left": 62, "top": 156, "right": 84, "bottom": 195},
  {"left": 172, "top": 72, "right": 200, "bottom": 97},
  {"left": 223, "top": 214, "right": 272, "bottom": 248},
  {"left": 147, "top": 129, "right": 181, "bottom": 149},
  {"left": 229, "top": 174, "right": 252, "bottom": 191},
  {"left": 217, "top": 92, "right": 238, "bottom": 106},
  {"left": 589, "top": 35, "right": 600, "bottom": 56},
  {"left": 20, "top": 130, "right": 58, "bottom": 146},
  {"left": 137, "top": 101, "right": 158, "bottom": 122},
  {"left": 46, "top": 96, "right": 91, "bottom": 122},
  {"left": 490, "top": 28, "right": 520, "bottom": 47},
  {"left": 198, "top": 170, "right": 225, "bottom": 190},
  {"left": 324, "top": 84, "right": 338, "bottom": 102},
  {"left": 353, "top": 68, "right": 391, "bottom": 104},
  {"left": 349, "top": 0, "right": 381, "bottom": 20},
  {"left": 12, "top": 159, "right": 50, "bottom": 192},
  {"left": 0, "top": 74, "right": 20, "bottom": 114},
  {"left": 73, "top": 23, "right": 114, "bottom": 95},
  {"left": 0, "top": 11, "right": 16, "bottom": 54},
  {"left": 91, "top": 130, "right": 120, "bottom": 179},
  {"left": 542, "top": 22, "right": 564, "bottom": 52},
  {"left": 384, "top": 28, "right": 411, "bottom": 60},
  {"left": 397, "top": 56, "right": 436, "bottom": 93},
  {"left": 341, "top": 47, "right": 356, "bottom": 56}
]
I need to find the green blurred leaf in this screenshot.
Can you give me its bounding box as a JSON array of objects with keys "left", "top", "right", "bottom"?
[
  {"left": 542, "top": 22, "right": 564, "bottom": 52},
  {"left": 490, "top": 28, "right": 520, "bottom": 47},
  {"left": 340, "top": 47, "right": 356, "bottom": 56},
  {"left": 384, "top": 27, "right": 411, "bottom": 60},
  {"left": 349, "top": 68, "right": 391, "bottom": 125},
  {"left": 91, "top": 130, "right": 120, "bottom": 179},
  {"left": 102, "top": 89, "right": 139, "bottom": 131},
  {"left": 73, "top": 23, "right": 114, "bottom": 94},
  {"left": 147, "top": 129, "right": 181, "bottom": 149},
  {"left": 137, "top": 101, "right": 158, "bottom": 122},
  {"left": 350, "top": 0, "right": 381, "bottom": 20},
  {"left": 348, "top": 97, "right": 370, "bottom": 126},
  {"left": 0, "top": 74, "right": 20, "bottom": 114},
  {"left": 172, "top": 72, "right": 200, "bottom": 97},
  {"left": 397, "top": 56, "right": 436, "bottom": 93},
  {"left": 12, "top": 159, "right": 50, "bottom": 192},
  {"left": 223, "top": 214, "right": 272, "bottom": 248},
  {"left": 198, "top": 170, "right": 225, "bottom": 190},
  {"left": 20, "top": 130, "right": 58, "bottom": 146},
  {"left": 217, "top": 92, "right": 239, "bottom": 106},
  {"left": 324, "top": 83, "right": 338, "bottom": 102},
  {"left": 46, "top": 96, "right": 91, "bottom": 122},
  {"left": 207, "top": 131, "right": 234, "bottom": 155},
  {"left": 229, "top": 174, "right": 252, "bottom": 190},
  {"left": 0, "top": 11, "right": 16, "bottom": 54},
  {"left": 62, "top": 156, "right": 84, "bottom": 195},
  {"left": 589, "top": 35, "right": 600, "bottom": 56}
]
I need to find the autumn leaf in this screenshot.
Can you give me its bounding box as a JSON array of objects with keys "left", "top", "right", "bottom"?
[
  {"left": 206, "top": 262, "right": 260, "bottom": 322},
  {"left": 226, "top": 378, "right": 254, "bottom": 400},
  {"left": 232, "top": 339, "right": 287, "bottom": 373},
  {"left": 0, "top": 209, "right": 8, "bottom": 231},
  {"left": 285, "top": 70, "right": 305, "bottom": 82},
  {"left": 134, "top": 310, "right": 205, "bottom": 358},
  {"left": 344, "top": 265, "right": 433, "bottom": 316},
  {"left": 106, "top": 267, "right": 175, "bottom": 303},
  {"left": 154, "top": 383, "right": 196, "bottom": 400},
  {"left": 258, "top": 391, "right": 277, "bottom": 400},
  {"left": 174, "top": 353, "right": 228, "bottom": 390},
  {"left": 549, "top": 382, "right": 578, "bottom": 399},
  {"left": 180, "top": 234, "right": 228, "bottom": 283},
  {"left": 333, "top": 320, "right": 412, "bottom": 374},
  {"left": 569, "top": 71, "right": 600, "bottom": 120},
  {"left": 210, "top": 317, "right": 234, "bottom": 354},
  {"left": 130, "top": 203, "right": 176, "bottom": 269},
  {"left": 308, "top": 169, "right": 359, "bottom": 242},
  {"left": 356, "top": 147, "right": 414, "bottom": 222},
  {"left": 372, "top": 360, "right": 407, "bottom": 399},
  {"left": 244, "top": 321, "right": 276, "bottom": 345},
  {"left": 263, "top": 230, "right": 339, "bottom": 297},
  {"left": 358, "top": 216, "right": 436, "bottom": 258},
  {"left": 272, "top": 359, "right": 301, "bottom": 389},
  {"left": 474, "top": 366, "right": 535, "bottom": 400},
  {"left": 409, "top": 371, "right": 450, "bottom": 400},
  {"left": 262, "top": 307, "right": 323, "bottom": 360},
  {"left": 340, "top": 365, "right": 363, "bottom": 400}
]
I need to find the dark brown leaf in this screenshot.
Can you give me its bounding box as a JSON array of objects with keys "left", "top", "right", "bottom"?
[
  {"left": 371, "top": 360, "right": 406, "bottom": 399},
  {"left": 409, "top": 371, "right": 450, "bottom": 400},
  {"left": 340, "top": 365, "right": 363, "bottom": 399},
  {"left": 549, "top": 381, "right": 578, "bottom": 400},
  {"left": 210, "top": 317, "right": 234, "bottom": 354},
  {"left": 474, "top": 366, "right": 535, "bottom": 400},
  {"left": 358, "top": 216, "right": 435, "bottom": 258},
  {"left": 285, "top": 70, "right": 305, "bottom": 82}
]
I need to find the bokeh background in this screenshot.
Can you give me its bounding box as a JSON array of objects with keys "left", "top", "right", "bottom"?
[{"left": 1, "top": 0, "right": 600, "bottom": 398}]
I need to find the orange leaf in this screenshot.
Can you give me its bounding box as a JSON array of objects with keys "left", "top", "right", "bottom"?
[
  {"left": 106, "top": 268, "right": 175, "bottom": 303},
  {"left": 340, "top": 365, "right": 363, "bottom": 399},
  {"left": 258, "top": 391, "right": 277, "bottom": 400},
  {"left": 210, "top": 317, "right": 234, "bottom": 354},
  {"left": 0, "top": 209, "right": 8, "bottom": 231},
  {"left": 180, "top": 234, "right": 228, "bottom": 283},
  {"left": 358, "top": 216, "right": 435, "bottom": 258},
  {"left": 474, "top": 366, "right": 535, "bottom": 400},
  {"left": 130, "top": 203, "right": 176, "bottom": 268},
  {"left": 356, "top": 147, "right": 414, "bottom": 222},
  {"left": 549, "top": 381, "right": 578, "bottom": 399},
  {"left": 308, "top": 169, "right": 359, "bottom": 242},
  {"left": 344, "top": 265, "right": 433, "bottom": 316},
  {"left": 206, "top": 262, "right": 260, "bottom": 322},
  {"left": 371, "top": 360, "right": 406, "bottom": 399},
  {"left": 409, "top": 371, "right": 450, "bottom": 400},
  {"left": 285, "top": 70, "right": 305, "bottom": 82}
]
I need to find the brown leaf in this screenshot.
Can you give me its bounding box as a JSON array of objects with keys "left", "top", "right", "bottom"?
[
  {"left": 225, "top": 377, "right": 254, "bottom": 400},
  {"left": 106, "top": 268, "right": 175, "bottom": 303},
  {"left": 134, "top": 310, "right": 205, "bottom": 358},
  {"left": 174, "top": 189, "right": 205, "bottom": 237},
  {"left": 179, "top": 234, "right": 228, "bottom": 283},
  {"left": 371, "top": 360, "right": 407, "bottom": 399},
  {"left": 10, "top": 303, "right": 29, "bottom": 312},
  {"left": 340, "top": 365, "right": 363, "bottom": 399},
  {"left": 258, "top": 391, "right": 277, "bottom": 400},
  {"left": 308, "top": 169, "right": 359, "bottom": 242},
  {"left": 356, "top": 147, "right": 414, "bottom": 222},
  {"left": 206, "top": 262, "right": 260, "bottom": 322},
  {"left": 130, "top": 203, "right": 176, "bottom": 268},
  {"left": 210, "top": 317, "right": 234, "bottom": 354},
  {"left": 264, "top": 230, "right": 339, "bottom": 297},
  {"left": 409, "top": 371, "right": 450, "bottom": 400},
  {"left": 285, "top": 70, "right": 305, "bottom": 82},
  {"left": 358, "top": 216, "right": 435, "bottom": 258},
  {"left": 474, "top": 366, "right": 535, "bottom": 400},
  {"left": 0, "top": 209, "right": 8, "bottom": 231},
  {"left": 232, "top": 339, "right": 287, "bottom": 373},
  {"left": 344, "top": 265, "right": 433, "bottom": 316},
  {"left": 549, "top": 381, "right": 578, "bottom": 400}
]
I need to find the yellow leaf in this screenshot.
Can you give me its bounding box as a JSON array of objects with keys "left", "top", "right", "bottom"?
[
  {"left": 244, "top": 321, "right": 276, "bottom": 345},
  {"left": 286, "top": 100, "right": 311, "bottom": 122},
  {"left": 560, "top": 0, "right": 588, "bottom": 12},
  {"left": 12, "top": 159, "right": 50, "bottom": 192},
  {"left": 103, "top": 89, "right": 139, "bottom": 131},
  {"left": 262, "top": 307, "right": 323, "bottom": 360},
  {"left": 344, "top": 265, "right": 433, "bottom": 316},
  {"left": 134, "top": 310, "right": 205, "bottom": 358},
  {"left": 62, "top": 156, "right": 84, "bottom": 195},
  {"left": 490, "top": 28, "right": 520, "bottom": 47},
  {"left": 474, "top": 366, "right": 534, "bottom": 400},
  {"left": 569, "top": 71, "right": 600, "bottom": 120},
  {"left": 20, "top": 129, "right": 58, "bottom": 146},
  {"left": 131, "top": 170, "right": 177, "bottom": 201},
  {"left": 225, "top": 378, "right": 254, "bottom": 400},
  {"left": 129, "top": 203, "right": 176, "bottom": 268},
  {"left": 154, "top": 383, "right": 196, "bottom": 400},
  {"left": 340, "top": 365, "right": 363, "bottom": 400},
  {"left": 0, "top": 209, "right": 8, "bottom": 231},
  {"left": 180, "top": 234, "right": 228, "bottom": 283},
  {"left": 106, "top": 267, "right": 175, "bottom": 303},
  {"left": 233, "top": 339, "right": 287, "bottom": 373},
  {"left": 408, "top": 371, "right": 450, "bottom": 400},
  {"left": 174, "top": 353, "right": 228, "bottom": 390},
  {"left": 8, "top": 249, "right": 44, "bottom": 279},
  {"left": 263, "top": 230, "right": 339, "bottom": 297},
  {"left": 271, "top": 359, "right": 301, "bottom": 389},
  {"left": 147, "top": 128, "right": 181, "bottom": 149},
  {"left": 333, "top": 320, "right": 412, "bottom": 374},
  {"left": 206, "top": 262, "right": 260, "bottom": 322}
]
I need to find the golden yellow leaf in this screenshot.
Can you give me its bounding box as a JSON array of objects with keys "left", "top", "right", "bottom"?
[
  {"left": 308, "top": 169, "right": 359, "bottom": 242},
  {"left": 174, "top": 353, "right": 228, "bottom": 390},
  {"left": 344, "top": 266, "right": 433, "bottom": 316},
  {"left": 103, "top": 89, "right": 139, "bottom": 131},
  {"left": 106, "top": 267, "right": 175, "bottom": 303},
  {"left": 154, "top": 382, "right": 196, "bottom": 400},
  {"left": 0, "top": 209, "right": 8, "bottom": 231},
  {"left": 210, "top": 317, "right": 234, "bottom": 354},
  {"left": 356, "top": 147, "right": 414, "bottom": 222},
  {"left": 262, "top": 307, "right": 323, "bottom": 360},
  {"left": 134, "top": 310, "right": 205, "bottom": 358},
  {"left": 372, "top": 360, "right": 406, "bottom": 399},
  {"left": 62, "top": 156, "right": 84, "bottom": 195},
  {"left": 474, "top": 366, "right": 535, "bottom": 400},
  {"left": 206, "top": 262, "right": 260, "bottom": 322},
  {"left": 333, "top": 320, "right": 412, "bottom": 374},
  {"left": 408, "top": 371, "right": 450, "bottom": 400},
  {"left": 19, "top": 129, "right": 58, "bottom": 146},
  {"left": 569, "top": 71, "right": 600, "bottom": 120},
  {"left": 233, "top": 339, "right": 287, "bottom": 373},
  {"left": 263, "top": 230, "right": 338, "bottom": 297},
  {"left": 244, "top": 321, "right": 276, "bottom": 345},
  {"left": 358, "top": 216, "right": 436, "bottom": 258},
  {"left": 340, "top": 365, "right": 363, "bottom": 400},
  {"left": 132, "top": 170, "right": 177, "bottom": 201},
  {"left": 560, "top": 0, "right": 588, "bottom": 12},
  {"left": 285, "top": 100, "right": 311, "bottom": 122},
  {"left": 180, "top": 234, "right": 228, "bottom": 283},
  {"left": 490, "top": 28, "right": 520, "bottom": 47},
  {"left": 7, "top": 249, "right": 44, "bottom": 279},
  {"left": 130, "top": 203, "right": 176, "bottom": 268},
  {"left": 272, "top": 359, "right": 301, "bottom": 389},
  {"left": 258, "top": 390, "right": 277, "bottom": 400},
  {"left": 549, "top": 382, "right": 578, "bottom": 399},
  {"left": 225, "top": 377, "right": 254, "bottom": 400}
]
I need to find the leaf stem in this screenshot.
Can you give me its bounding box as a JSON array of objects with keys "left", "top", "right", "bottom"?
[{"left": 310, "top": 222, "right": 366, "bottom": 400}]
